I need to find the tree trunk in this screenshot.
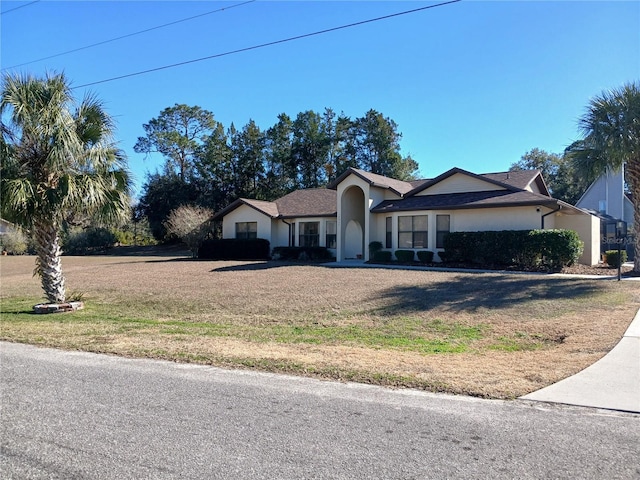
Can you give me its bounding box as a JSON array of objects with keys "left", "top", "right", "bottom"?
[
  {"left": 34, "top": 218, "right": 66, "bottom": 303},
  {"left": 627, "top": 160, "right": 640, "bottom": 273}
]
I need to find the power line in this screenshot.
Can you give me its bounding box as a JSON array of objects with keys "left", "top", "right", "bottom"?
[
  {"left": 73, "top": 0, "right": 461, "bottom": 90},
  {"left": 1, "top": 0, "right": 40, "bottom": 15},
  {"left": 2, "top": 0, "right": 256, "bottom": 70}
]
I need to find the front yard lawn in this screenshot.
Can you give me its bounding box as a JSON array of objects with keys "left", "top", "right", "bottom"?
[{"left": 1, "top": 254, "right": 638, "bottom": 398}]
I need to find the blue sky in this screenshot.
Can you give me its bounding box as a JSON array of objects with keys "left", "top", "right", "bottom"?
[{"left": 2, "top": 0, "right": 639, "bottom": 197}]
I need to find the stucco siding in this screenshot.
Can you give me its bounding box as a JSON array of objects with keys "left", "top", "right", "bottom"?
[
  {"left": 222, "top": 205, "right": 273, "bottom": 241},
  {"left": 452, "top": 206, "right": 543, "bottom": 232},
  {"left": 417, "top": 173, "right": 506, "bottom": 196},
  {"left": 555, "top": 213, "right": 600, "bottom": 266}
]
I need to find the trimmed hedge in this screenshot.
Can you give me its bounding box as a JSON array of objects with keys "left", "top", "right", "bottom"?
[
  {"left": 272, "top": 246, "right": 334, "bottom": 261},
  {"left": 605, "top": 250, "right": 628, "bottom": 268},
  {"left": 395, "top": 250, "right": 415, "bottom": 262},
  {"left": 441, "top": 229, "right": 583, "bottom": 271},
  {"left": 373, "top": 250, "right": 393, "bottom": 262},
  {"left": 417, "top": 250, "right": 434, "bottom": 263},
  {"left": 198, "top": 238, "right": 270, "bottom": 260}
]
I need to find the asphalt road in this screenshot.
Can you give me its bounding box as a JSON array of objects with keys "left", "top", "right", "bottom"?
[{"left": 1, "top": 342, "right": 639, "bottom": 479}]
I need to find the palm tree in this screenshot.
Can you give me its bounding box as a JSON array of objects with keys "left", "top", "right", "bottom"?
[
  {"left": 1, "top": 73, "right": 131, "bottom": 303},
  {"left": 566, "top": 81, "right": 640, "bottom": 273}
]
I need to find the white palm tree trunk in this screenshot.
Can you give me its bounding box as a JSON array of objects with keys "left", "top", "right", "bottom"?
[{"left": 34, "top": 218, "right": 66, "bottom": 303}]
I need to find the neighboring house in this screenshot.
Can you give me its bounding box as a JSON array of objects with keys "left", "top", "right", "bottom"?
[
  {"left": 575, "top": 164, "right": 634, "bottom": 229},
  {"left": 213, "top": 167, "right": 601, "bottom": 265},
  {"left": 575, "top": 165, "right": 635, "bottom": 260}
]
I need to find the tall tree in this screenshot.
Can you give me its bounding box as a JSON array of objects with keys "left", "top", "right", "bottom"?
[
  {"left": 138, "top": 172, "right": 201, "bottom": 241},
  {"left": 1, "top": 73, "right": 131, "bottom": 303},
  {"left": 510, "top": 148, "right": 589, "bottom": 204},
  {"left": 264, "top": 113, "right": 294, "bottom": 198},
  {"left": 353, "top": 109, "right": 417, "bottom": 180},
  {"left": 233, "top": 119, "right": 266, "bottom": 198},
  {"left": 291, "top": 110, "right": 330, "bottom": 188},
  {"left": 566, "top": 81, "right": 640, "bottom": 272},
  {"left": 134, "top": 104, "right": 216, "bottom": 182}
]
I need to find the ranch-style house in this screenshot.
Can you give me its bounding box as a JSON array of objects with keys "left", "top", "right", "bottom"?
[{"left": 212, "top": 167, "right": 601, "bottom": 265}]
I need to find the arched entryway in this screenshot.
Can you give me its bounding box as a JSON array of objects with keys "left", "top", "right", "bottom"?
[
  {"left": 344, "top": 220, "right": 363, "bottom": 259},
  {"left": 339, "top": 186, "right": 366, "bottom": 260}
]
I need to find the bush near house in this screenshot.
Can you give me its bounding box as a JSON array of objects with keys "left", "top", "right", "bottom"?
[
  {"left": 604, "top": 250, "right": 628, "bottom": 268},
  {"left": 395, "top": 250, "right": 415, "bottom": 262},
  {"left": 417, "top": 250, "right": 434, "bottom": 263},
  {"left": 442, "top": 229, "right": 583, "bottom": 271},
  {"left": 373, "top": 250, "right": 393, "bottom": 262},
  {"left": 272, "top": 246, "right": 334, "bottom": 261},
  {"left": 199, "top": 238, "right": 270, "bottom": 260}
]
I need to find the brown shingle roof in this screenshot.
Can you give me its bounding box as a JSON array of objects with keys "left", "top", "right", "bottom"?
[
  {"left": 371, "top": 190, "right": 558, "bottom": 213},
  {"left": 212, "top": 189, "right": 336, "bottom": 221},
  {"left": 275, "top": 188, "right": 337, "bottom": 218},
  {"left": 327, "top": 167, "right": 415, "bottom": 196},
  {"left": 481, "top": 170, "right": 549, "bottom": 196}
]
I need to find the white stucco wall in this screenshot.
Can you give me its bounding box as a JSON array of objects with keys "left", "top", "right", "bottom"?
[
  {"left": 416, "top": 173, "right": 505, "bottom": 196},
  {"left": 555, "top": 212, "right": 600, "bottom": 266},
  {"left": 222, "top": 205, "right": 273, "bottom": 242},
  {"left": 337, "top": 175, "right": 370, "bottom": 261}
]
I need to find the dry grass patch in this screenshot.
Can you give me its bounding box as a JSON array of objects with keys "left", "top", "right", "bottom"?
[{"left": 1, "top": 254, "right": 639, "bottom": 398}]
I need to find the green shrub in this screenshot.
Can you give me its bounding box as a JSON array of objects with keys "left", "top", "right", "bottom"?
[
  {"left": 1, "top": 230, "right": 28, "bottom": 255},
  {"left": 63, "top": 227, "right": 117, "bottom": 255},
  {"left": 417, "top": 250, "right": 434, "bottom": 263},
  {"left": 372, "top": 250, "right": 393, "bottom": 262},
  {"left": 394, "top": 250, "right": 415, "bottom": 262},
  {"left": 199, "top": 238, "right": 270, "bottom": 260},
  {"left": 438, "top": 251, "right": 452, "bottom": 263},
  {"left": 369, "top": 241, "right": 383, "bottom": 257},
  {"left": 271, "top": 246, "right": 333, "bottom": 261},
  {"left": 605, "top": 250, "right": 628, "bottom": 268},
  {"left": 441, "top": 229, "right": 583, "bottom": 271}
]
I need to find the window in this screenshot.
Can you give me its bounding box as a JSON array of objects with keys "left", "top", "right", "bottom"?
[
  {"left": 299, "top": 221, "right": 319, "bottom": 247},
  {"left": 398, "top": 215, "right": 427, "bottom": 249},
  {"left": 385, "top": 217, "right": 392, "bottom": 249},
  {"left": 235, "top": 222, "right": 257, "bottom": 239},
  {"left": 326, "top": 221, "right": 337, "bottom": 249},
  {"left": 436, "top": 215, "right": 450, "bottom": 249},
  {"left": 290, "top": 222, "right": 295, "bottom": 246}
]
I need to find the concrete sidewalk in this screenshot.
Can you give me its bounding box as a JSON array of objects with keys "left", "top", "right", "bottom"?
[{"left": 521, "top": 308, "right": 640, "bottom": 413}]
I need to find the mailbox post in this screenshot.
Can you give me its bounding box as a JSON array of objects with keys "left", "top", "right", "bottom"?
[{"left": 616, "top": 221, "right": 627, "bottom": 281}]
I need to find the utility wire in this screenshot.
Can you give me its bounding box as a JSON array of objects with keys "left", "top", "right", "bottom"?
[
  {"left": 74, "top": 0, "right": 461, "bottom": 89},
  {"left": 2, "top": 0, "right": 256, "bottom": 70},
  {"left": 1, "top": 0, "right": 40, "bottom": 15}
]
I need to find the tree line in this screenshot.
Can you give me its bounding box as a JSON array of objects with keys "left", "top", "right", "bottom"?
[{"left": 135, "top": 105, "right": 419, "bottom": 239}]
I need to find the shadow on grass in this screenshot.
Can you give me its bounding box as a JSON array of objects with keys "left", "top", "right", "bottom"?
[
  {"left": 210, "top": 261, "right": 300, "bottom": 272},
  {"left": 375, "top": 274, "right": 602, "bottom": 314}
]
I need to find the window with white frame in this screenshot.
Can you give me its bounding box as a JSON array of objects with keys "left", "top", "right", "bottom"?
[
  {"left": 398, "top": 215, "right": 427, "bottom": 249},
  {"left": 235, "top": 222, "right": 257, "bottom": 239},
  {"left": 385, "top": 217, "right": 392, "bottom": 248},
  {"left": 436, "top": 215, "right": 450, "bottom": 249},
  {"left": 326, "top": 221, "right": 337, "bottom": 249},
  {"left": 299, "top": 221, "right": 319, "bottom": 247}
]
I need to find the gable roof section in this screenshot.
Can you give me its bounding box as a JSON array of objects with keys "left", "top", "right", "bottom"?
[
  {"left": 327, "top": 167, "right": 415, "bottom": 196},
  {"left": 481, "top": 170, "right": 550, "bottom": 196},
  {"left": 371, "top": 190, "right": 559, "bottom": 213},
  {"left": 212, "top": 189, "right": 336, "bottom": 221},
  {"left": 212, "top": 198, "right": 279, "bottom": 221},
  {"left": 274, "top": 188, "right": 337, "bottom": 218},
  {"left": 407, "top": 167, "right": 535, "bottom": 197}
]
